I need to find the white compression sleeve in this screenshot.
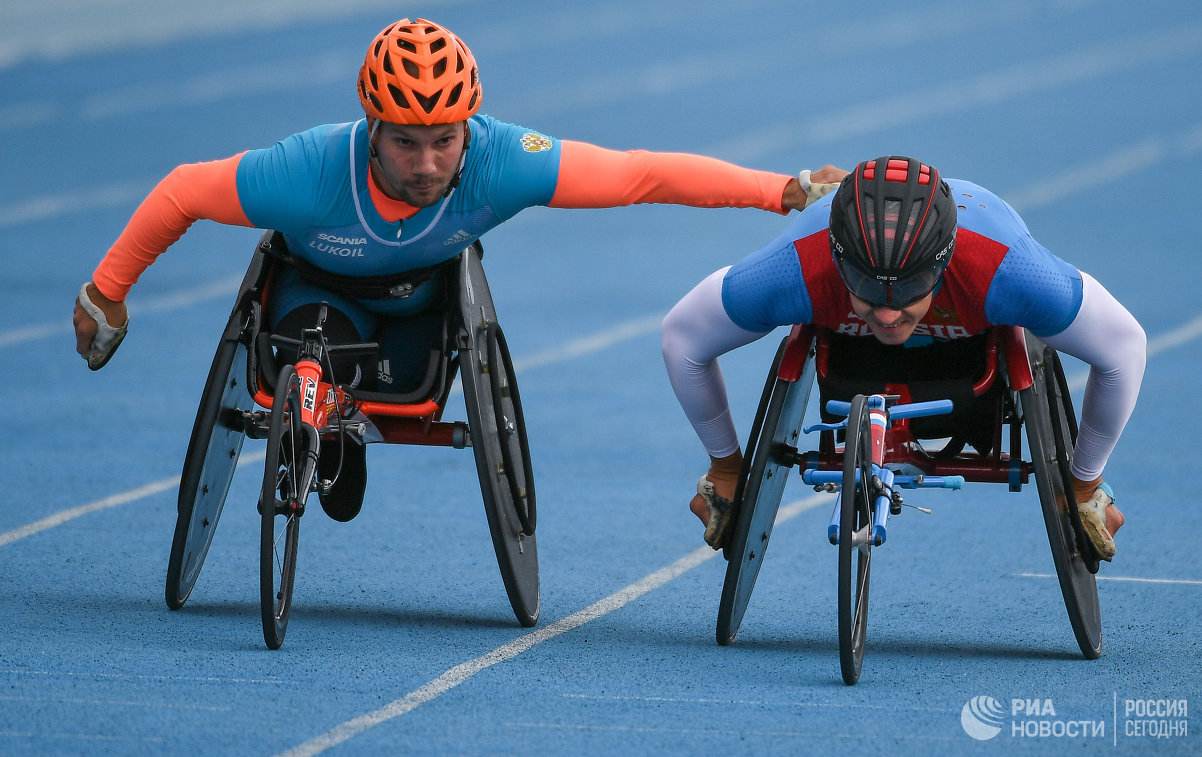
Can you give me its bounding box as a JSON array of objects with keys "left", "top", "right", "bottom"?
[
  {"left": 661, "top": 268, "right": 770, "bottom": 457},
  {"left": 1040, "top": 272, "right": 1146, "bottom": 481}
]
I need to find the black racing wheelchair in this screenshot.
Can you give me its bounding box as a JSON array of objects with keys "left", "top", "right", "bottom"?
[
  {"left": 164, "top": 231, "right": 537, "bottom": 649},
  {"left": 717, "top": 324, "right": 1103, "bottom": 684}
]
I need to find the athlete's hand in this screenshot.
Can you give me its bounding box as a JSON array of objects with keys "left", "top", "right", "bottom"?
[
  {"left": 689, "top": 451, "right": 743, "bottom": 526},
  {"left": 783, "top": 164, "right": 849, "bottom": 211},
  {"left": 1070, "top": 474, "right": 1124, "bottom": 561},
  {"left": 74, "top": 282, "right": 129, "bottom": 370}
]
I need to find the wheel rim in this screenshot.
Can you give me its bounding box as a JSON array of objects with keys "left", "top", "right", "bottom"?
[
  {"left": 486, "top": 323, "right": 535, "bottom": 535},
  {"left": 168, "top": 340, "right": 249, "bottom": 609},
  {"left": 1023, "top": 339, "right": 1101, "bottom": 659},
  {"left": 717, "top": 335, "right": 814, "bottom": 646},
  {"left": 457, "top": 249, "right": 539, "bottom": 628}
]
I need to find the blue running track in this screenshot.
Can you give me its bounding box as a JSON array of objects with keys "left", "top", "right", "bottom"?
[{"left": 1, "top": 1, "right": 1199, "bottom": 754}]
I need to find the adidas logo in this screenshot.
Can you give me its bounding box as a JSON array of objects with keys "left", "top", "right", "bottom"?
[
  {"left": 377, "top": 359, "right": 394, "bottom": 385},
  {"left": 443, "top": 229, "right": 474, "bottom": 246}
]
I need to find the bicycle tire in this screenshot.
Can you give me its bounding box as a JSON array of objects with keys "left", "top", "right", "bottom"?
[
  {"left": 260, "top": 364, "right": 303, "bottom": 650},
  {"left": 838, "top": 395, "right": 874, "bottom": 685}
]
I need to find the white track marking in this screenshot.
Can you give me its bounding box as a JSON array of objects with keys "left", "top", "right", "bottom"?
[
  {"left": 0, "top": 450, "right": 263, "bottom": 547},
  {"left": 1019, "top": 573, "right": 1202, "bottom": 586},
  {"left": 275, "top": 494, "right": 828, "bottom": 757}
]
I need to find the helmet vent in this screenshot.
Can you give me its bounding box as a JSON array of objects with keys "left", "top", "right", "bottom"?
[
  {"left": 895, "top": 202, "right": 922, "bottom": 262},
  {"left": 414, "top": 90, "right": 442, "bottom": 114},
  {"left": 387, "top": 84, "right": 409, "bottom": 109},
  {"left": 359, "top": 19, "right": 482, "bottom": 123}
]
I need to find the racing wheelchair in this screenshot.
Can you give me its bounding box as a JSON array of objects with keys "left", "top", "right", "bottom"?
[
  {"left": 716, "top": 324, "right": 1104, "bottom": 684},
  {"left": 164, "top": 231, "right": 537, "bottom": 649}
]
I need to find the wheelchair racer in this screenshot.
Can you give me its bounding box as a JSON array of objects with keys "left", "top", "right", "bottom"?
[
  {"left": 72, "top": 18, "right": 842, "bottom": 523},
  {"left": 661, "top": 155, "right": 1144, "bottom": 561}
]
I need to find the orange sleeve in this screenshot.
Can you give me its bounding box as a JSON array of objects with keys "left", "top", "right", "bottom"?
[
  {"left": 92, "top": 154, "right": 253, "bottom": 301},
  {"left": 548, "top": 140, "right": 791, "bottom": 214}
]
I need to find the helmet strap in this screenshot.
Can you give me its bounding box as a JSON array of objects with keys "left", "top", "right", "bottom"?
[
  {"left": 365, "top": 118, "right": 470, "bottom": 202},
  {"left": 442, "top": 122, "right": 471, "bottom": 198}
]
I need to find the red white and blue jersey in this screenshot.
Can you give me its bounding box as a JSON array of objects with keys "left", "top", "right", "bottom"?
[
  {"left": 720, "top": 179, "right": 1084, "bottom": 341},
  {"left": 661, "top": 177, "right": 1145, "bottom": 479}
]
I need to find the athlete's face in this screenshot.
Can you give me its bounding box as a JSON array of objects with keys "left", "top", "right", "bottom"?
[
  {"left": 370, "top": 121, "right": 466, "bottom": 207},
  {"left": 848, "top": 292, "right": 934, "bottom": 345}
]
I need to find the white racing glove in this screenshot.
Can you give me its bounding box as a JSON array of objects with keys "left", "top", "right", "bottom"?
[
  {"left": 78, "top": 282, "right": 128, "bottom": 371},
  {"left": 798, "top": 169, "right": 841, "bottom": 207}
]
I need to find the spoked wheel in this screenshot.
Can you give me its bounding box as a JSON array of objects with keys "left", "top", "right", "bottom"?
[
  {"left": 837, "top": 395, "right": 874, "bottom": 685},
  {"left": 458, "top": 247, "right": 539, "bottom": 627},
  {"left": 167, "top": 323, "right": 252, "bottom": 610},
  {"left": 1022, "top": 334, "right": 1102, "bottom": 659},
  {"left": 717, "top": 333, "right": 815, "bottom": 646},
  {"left": 259, "top": 365, "right": 305, "bottom": 650}
]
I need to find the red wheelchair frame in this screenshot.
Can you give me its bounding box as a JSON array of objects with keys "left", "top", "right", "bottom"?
[{"left": 717, "top": 323, "right": 1102, "bottom": 684}]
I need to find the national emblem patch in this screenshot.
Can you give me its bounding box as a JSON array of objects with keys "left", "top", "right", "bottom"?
[{"left": 520, "top": 133, "right": 553, "bottom": 153}]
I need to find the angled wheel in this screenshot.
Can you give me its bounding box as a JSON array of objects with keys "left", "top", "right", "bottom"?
[
  {"left": 838, "top": 395, "right": 874, "bottom": 685},
  {"left": 167, "top": 318, "right": 252, "bottom": 610},
  {"left": 458, "top": 247, "right": 539, "bottom": 627},
  {"left": 260, "top": 364, "right": 304, "bottom": 650},
  {"left": 1021, "top": 334, "right": 1102, "bottom": 659},
  {"left": 716, "top": 334, "right": 815, "bottom": 645},
  {"left": 487, "top": 323, "right": 536, "bottom": 535}
]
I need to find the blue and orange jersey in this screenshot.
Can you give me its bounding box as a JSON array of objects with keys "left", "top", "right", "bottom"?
[
  {"left": 91, "top": 114, "right": 793, "bottom": 306},
  {"left": 720, "top": 179, "right": 1084, "bottom": 342}
]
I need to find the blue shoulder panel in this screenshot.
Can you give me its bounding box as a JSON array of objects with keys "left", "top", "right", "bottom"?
[
  {"left": 948, "top": 180, "right": 1084, "bottom": 336},
  {"left": 721, "top": 200, "right": 832, "bottom": 332}
]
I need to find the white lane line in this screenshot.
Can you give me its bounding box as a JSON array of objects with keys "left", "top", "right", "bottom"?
[
  {"left": 0, "top": 273, "right": 244, "bottom": 349},
  {"left": 0, "top": 694, "right": 233, "bottom": 711},
  {"left": 503, "top": 722, "right": 811, "bottom": 737},
  {"left": 3, "top": 308, "right": 1198, "bottom": 554},
  {"left": 1019, "top": 573, "right": 1202, "bottom": 586},
  {"left": 0, "top": 311, "right": 665, "bottom": 547},
  {"left": 0, "top": 730, "right": 164, "bottom": 744},
  {"left": 6, "top": 124, "right": 1199, "bottom": 353},
  {"left": 0, "top": 0, "right": 481, "bottom": 71},
  {"left": 1004, "top": 140, "right": 1164, "bottom": 212},
  {"left": 275, "top": 494, "right": 828, "bottom": 757},
  {"left": 7, "top": 23, "right": 1201, "bottom": 232},
  {"left": 0, "top": 667, "right": 298, "bottom": 685},
  {"left": 561, "top": 693, "right": 943, "bottom": 711},
  {"left": 0, "top": 450, "right": 263, "bottom": 548}
]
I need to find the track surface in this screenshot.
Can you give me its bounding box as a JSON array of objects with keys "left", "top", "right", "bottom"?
[{"left": 2, "top": 1, "right": 1199, "bottom": 754}]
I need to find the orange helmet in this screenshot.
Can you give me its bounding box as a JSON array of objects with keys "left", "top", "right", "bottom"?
[{"left": 357, "top": 18, "right": 482, "bottom": 125}]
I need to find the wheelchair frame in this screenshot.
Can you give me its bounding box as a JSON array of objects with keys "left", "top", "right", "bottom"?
[
  {"left": 716, "top": 324, "right": 1103, "bottom": 684},
  {"left": 165, "top": 231, "right": 538, "bottom": 649}
]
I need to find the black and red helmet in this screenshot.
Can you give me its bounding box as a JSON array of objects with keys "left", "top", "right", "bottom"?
[{"left": 829, "top": 156, "right": 957, "bottom": 308}]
